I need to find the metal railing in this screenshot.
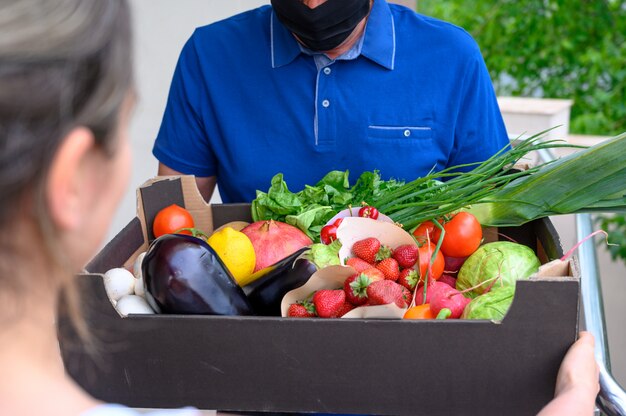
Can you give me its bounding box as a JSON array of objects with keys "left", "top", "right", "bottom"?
[{"left": 535, "top": 146, "right": 626, "bottom": 416}]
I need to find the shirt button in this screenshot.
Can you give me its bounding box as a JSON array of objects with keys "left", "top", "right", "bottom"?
[
  {"left": 322, "top": 99, "right": 330, "bottom": 108},
  {"left": 323, "top": 67, "right": 332, "bottom": 75},
  {"left": 404, "top": 129, "right": 411, "bottom": 137}
]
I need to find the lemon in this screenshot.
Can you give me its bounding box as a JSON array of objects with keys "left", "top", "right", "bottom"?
[{"left": 207, "top": 226, "right": 256, "bottom": 285}]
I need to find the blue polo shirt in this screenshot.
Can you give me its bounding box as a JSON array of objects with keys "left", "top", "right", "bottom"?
[{"left": 153, "top": 0, "right": 509, "bottom": 203}]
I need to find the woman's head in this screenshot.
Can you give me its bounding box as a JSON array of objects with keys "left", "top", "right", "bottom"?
[{"left": 0, "top": 0, "right": 134, "bottom": 291}]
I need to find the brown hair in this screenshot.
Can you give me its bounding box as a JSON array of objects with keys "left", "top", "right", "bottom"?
[{"left": 0, "top": 0, "right": 133, "bottom": 343}]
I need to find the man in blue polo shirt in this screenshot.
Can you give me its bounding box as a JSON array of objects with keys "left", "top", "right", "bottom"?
[{"left": 153, "top": 0, "right": 509, "bottom": 203}]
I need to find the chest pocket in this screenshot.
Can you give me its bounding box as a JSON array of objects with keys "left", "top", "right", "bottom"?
[{"left": 367, "top": 125, "right": 433, "bottom": 145}]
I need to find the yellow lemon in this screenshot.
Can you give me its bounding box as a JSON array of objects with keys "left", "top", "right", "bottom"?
[{"left": 207, "top": 226, "right": 256, "bottom": 285}]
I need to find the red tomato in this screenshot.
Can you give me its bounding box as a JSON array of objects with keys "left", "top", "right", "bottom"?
[
  {"left": 152, "top": 204, "right": 194, "bottom": 238},
  {"left": 412, "top": 220, "right": 438, "bottom": 244},
  {"left": 417, "top": 242, "right": 444, "bottom": 282},
  {"left": 433, "top": 212, "right": 482, "bottom": 258},
  {"left": 320, "top": 224, "right": 338, "bottom": 245},
  {"left": 358, "top": 206, "right": 379, "bottom": 220}
]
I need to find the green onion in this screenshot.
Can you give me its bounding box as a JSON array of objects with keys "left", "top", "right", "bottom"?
[
  {"left": 374, "top": 130, "right": 626, "bottom": 229},
  {"left": 468, "top": 132, "right": 626, "bottom": 226}
]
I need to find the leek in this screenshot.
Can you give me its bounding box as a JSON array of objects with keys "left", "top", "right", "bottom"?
[
  {"left": 374, "top": 131, "right": 626, "bottom": 229},
  {"left": 468, "top": 132, "right": 626, "bottom": 226}
]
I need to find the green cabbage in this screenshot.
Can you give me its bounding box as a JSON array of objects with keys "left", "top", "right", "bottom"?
[
  {"left": 456, "top": 241, "right": 540, "bottom": 297},
  {"left": 461, "top": 285, "right": 516, "bottom": 321}
]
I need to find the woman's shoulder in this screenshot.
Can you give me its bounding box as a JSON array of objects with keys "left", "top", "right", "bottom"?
[{"left": 82, "top": 403, "right": 202, "bottom": 416}]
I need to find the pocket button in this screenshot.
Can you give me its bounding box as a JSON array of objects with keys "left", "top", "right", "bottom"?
[{"left": 403, "top": 129, "right": 411, "bottom": 137}]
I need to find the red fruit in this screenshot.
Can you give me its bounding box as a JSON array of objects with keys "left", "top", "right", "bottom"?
[
  {"left": 376, "top": 257, "right": 400, "bottom": 281},
  {"left": 152, "top": 204, "right": 195, "bottom": 238},
  {"left": 346, "top": 257, "right": 374, "bottom": 273},
  {"left": 398, "top": 268, "right": 419, "bottom": 291},
  {"left": 417, "top": 242, "right": 445, "bottom": 282},
  {"left": 313, "top": 289, "right": 346, "bottom": 318},
  {"left": 287, "top": 302, "right": 315, "bottom": 318},
  {"left": 438, "top": 274, "right": 457, "bottom": 289},
  {"left": 320, "top": 224, "right": 338, "bottom": 245},
  {"left": 433, "top": 212, "right": 483, "bottom": 258},
  {"left": 344, "top": 273, "right": 371, "bottom": 306},
  {"left": 337, "top": 301, "right": 356, "bottom": 317},
  {"left": 358, "top": 205, "right": 380, "bottom": 220},
  {"left": 412, "top": 220, "right": 438, "bottom": 244},
  {"left": 361, "top": 267, "right": 385, "bottom": 282},
  {"left": 402, "top": 286, "right": 413, "bottom": 306},
  {"left": 241, "top": 220, "right": 313, "bottom": 272},
  {"left": 366, "top": 280, "right": 406, "bottom": 308},
  {"left": 392, "top": 244, "right": 419, "bottom": 269},
  {"left": 352, "top": 237, "right": 381, "bottom": 263}
]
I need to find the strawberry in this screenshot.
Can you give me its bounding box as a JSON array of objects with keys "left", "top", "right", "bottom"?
[
  {"left": 366, "top": 280, "right": 406, "bottom": 308},
  {"left": 402, "top": 286, "right": 413, "bottom": 306},
  {"left": 287, "top": 301, "right": 316, "bottom": 318},
  {"left": 392, "top": 244, "right": 419, "bottom": 269},
  {"left": 344, "top": 273, "right": 371, "bottom": 306},
  {"left": 361, "top": 267, "right": 385, "bottom": 282},
  {"left": 337, "top": 301, "right": 356, "bottom": 317},
  {"left": 312, "top": 289, "right": 346, "bottom": 318},
  {"left": 375, "top": 244, "right": 393, "bottom": 262},
  {"left": 398, "top": 268, "right": 419, "bottom": 291},
  {"left": 352, "top": 237, "right": 381, "bottom": 263},
  {"left": 376, "top": 257, "right": 400, "bottom": 281},
  {"left": 346, "top": 257, "right": 374, "bottom": 273}
]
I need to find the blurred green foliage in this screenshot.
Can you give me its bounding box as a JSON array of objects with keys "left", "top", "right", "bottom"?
[
  {"left": 417, "top": 1, "right": 626, "bottom": 265},
  {"left": 595, "top": 214, "right": 626, "bottom": 263},
  {"left": 417, "top": 0, "right": 626, "bottom": 136}
]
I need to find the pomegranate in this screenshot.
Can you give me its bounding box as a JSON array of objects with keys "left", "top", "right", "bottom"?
[{"left": 241, "top": 220, "right": 313, "bottom": 272}]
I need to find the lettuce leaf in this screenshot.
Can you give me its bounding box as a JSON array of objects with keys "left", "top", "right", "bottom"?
[
  {"left": 251, "top": 170, "right": 406, "bottom": 242},
  {"left": 304, "top": 239, "right": 342, "bottom": 269}
]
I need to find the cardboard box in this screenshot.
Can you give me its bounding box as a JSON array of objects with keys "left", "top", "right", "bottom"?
[{"left": 58, "top": 176, "right": 580, "bottom": 416}]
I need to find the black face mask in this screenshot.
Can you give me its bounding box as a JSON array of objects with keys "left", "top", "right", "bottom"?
[{"left": 271, "top": 0, "right": 372, "bottom": 52}]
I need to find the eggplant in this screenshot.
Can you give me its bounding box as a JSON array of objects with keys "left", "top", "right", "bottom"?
[
  {"left": 243, "top": 247, "right": 317, "bottom": 316},
  {"left": 142, "top": 234, "right": 254, "bottom": 316}
]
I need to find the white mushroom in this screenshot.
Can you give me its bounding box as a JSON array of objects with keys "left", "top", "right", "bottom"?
[
  {"left": 103, "top": 267, "right": 135, "bottom": 302},
  {"left": 115, "top": 294, "right": 155, "bottom": 316},
  {"left": 132, "top": 252, "right": 146, "bottom": 279},
  {"left": 134, "top": 275, "right": 145, "bottom": 298}
]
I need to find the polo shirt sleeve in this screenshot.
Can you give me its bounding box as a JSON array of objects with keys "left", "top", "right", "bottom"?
[
  {"left": 447, "top": 47, "right": 510, "bottom": 171},
  {"left": 152, "top": 32, "right": 218, "bottom": 177}
]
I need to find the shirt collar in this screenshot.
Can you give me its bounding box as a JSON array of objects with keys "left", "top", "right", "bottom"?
[{"left": 270, "top": 0, "right": 396, "bottom": 70}]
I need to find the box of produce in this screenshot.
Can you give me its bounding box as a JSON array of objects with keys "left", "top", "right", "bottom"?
[{"left": 58, "top": 172, "right": 581, "bottom": 416}]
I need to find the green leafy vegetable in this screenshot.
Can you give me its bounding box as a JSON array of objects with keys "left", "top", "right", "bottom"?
[
  {"left": 251, "top": 170, "right": 405, "bottom": 242},
  {"left": 304, "top": 239, "right": 342, "bottom": 269},
  {"left": 456, "top": 241, "right": 541, "bottom": 297},
  {"left": 461, "top": 285, "right": 516, "bottom": 321}
]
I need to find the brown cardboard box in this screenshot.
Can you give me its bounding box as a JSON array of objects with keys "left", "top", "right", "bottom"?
[{"left": 58, "top": 176, "right": 579, "bottom": 416}]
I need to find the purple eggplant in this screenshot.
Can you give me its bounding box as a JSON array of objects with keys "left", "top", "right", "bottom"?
[
  {"left": 142, "top": 234, "right": 254, "bottom": 316},
  {"left": 243, "top": 247, "right": 317, "bottom": 316}
]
